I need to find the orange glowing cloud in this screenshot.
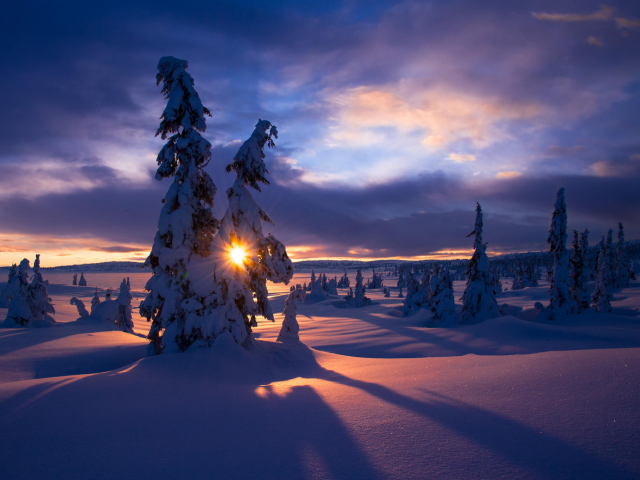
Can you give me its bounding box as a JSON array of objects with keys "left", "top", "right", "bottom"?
[{"left": 327, "top": 85, "right": 544, "bottom": 151}]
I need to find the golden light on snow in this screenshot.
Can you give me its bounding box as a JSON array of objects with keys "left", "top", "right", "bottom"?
[{"left": 229, "top": 245, "right": 248, "bottom": 266}]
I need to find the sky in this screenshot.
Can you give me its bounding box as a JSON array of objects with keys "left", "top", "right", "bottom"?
[{"left": 1, "top": 0, "right": 640, "bottom": 266}]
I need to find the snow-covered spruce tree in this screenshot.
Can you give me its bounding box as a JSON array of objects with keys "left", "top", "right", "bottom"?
[
  {"left": 430, "top": 269, "right": 458, "bottom": 326},
  {"left": 337, "top": 272, "right": 350, "bottom": 289},
  {"left": 570, "top": 229, "right": 590, "bottom": 312},
  {"left": 402, "top": 272, "right": 424, "bottom": 316},
  {"left": 277, "top": 291, "right": 300, "bottom": 342},
  {"left": 460, "top": 203, "right": 499, "bottom": 323},
  {"left": 348, "top": 269, "right": 372, "bottom": 307},
  {"left": 200, "top": 119, "right": 293, "bottom": 345},
  {"left": 139, "top": 57, "right": 219, "bottom": 355},
  {"left": 26, "top": 255, "right": 56, "bottom": 325},
  {"left": 72, "top": 274, "right": 77, "bottom": 286},
  {"left": 116, "top": 278, "right": 134, "bottom": 333},
  {"left": 78, "top": 273, "right": 87, "bottom": 286},
  {"left": 545, "top": 188, "right": 577, "bottom": 320},
  {"left": 592, "top": 232, "right": 614, "bottom": 313},
  {"left": 4, "top": 260, "right": 32, "bottom": 326},
  {"left": 615, "top": 223, "right": 630, "bottom": 289}
]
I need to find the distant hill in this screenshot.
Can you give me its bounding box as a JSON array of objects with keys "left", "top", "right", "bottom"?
[{"left": 41, "top": 261, "right": 150, "bottom": 272}]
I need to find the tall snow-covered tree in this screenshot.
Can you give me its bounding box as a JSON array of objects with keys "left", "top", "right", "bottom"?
[
  {"left": 546, "top": 188, "right": 577, "bottom": 320},
  {"left": 139, "top": 57, "right": 219, "bottom": 355},
  {"left": 199, "top": 119, "right": 294, "bottom": 345},
  {"left": 460, "top": 203, "right": 499, "bottom": 323},
  {"left": 570, "top": 229, "right": 590, "bottom": 312},
  {"left": 615, "top": 223, "right": 630, "bottom": 289},
  {"left": 592, "top": 231, "right": 614, "bottom": 313}
]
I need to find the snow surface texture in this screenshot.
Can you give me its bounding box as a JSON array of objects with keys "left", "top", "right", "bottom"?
[{"left": 1, "top": 270, "right": 639, "bottom": 479}]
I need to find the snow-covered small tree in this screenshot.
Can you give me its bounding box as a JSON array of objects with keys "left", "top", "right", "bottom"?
[
  {"left": 139, "top": 57, "right": 219, "bottom": 355},
  {"left": 306, "top": 272, "right": 327, "bottom": 303},
  {"left": 309, "top": 270, "right": 316, "bottom": 291},
  {"left": 546, "top": 188, "right": 577, "bottom": 320},
  {"left": 592, "top": 232, "right": 613, "bottom": 313},
  {"left": 277, "top": 291, "right": 300, "bottom": 342},
  {"left": 402, "top": 272, "right": 425, "bottom": 316},
  {"left": 4, "top": 260, "right": 31, "bottom": 325},
  {"left": 72, "top": 274, "right": 77, "bottom": 286},
  {"left": 337, "top": 272, "right": 350, "bottom": 288},
  {"left": 78, "top": 273, "right": 87, "bottom": 286},
  {"left": 430, "top": 269, "right": 458, "bottom": 326},
  {"left": 348, "top": 269, "right": 372, "bottom": 307},
  {"left": 460, "top": 203, "right": 499, "bottom": 323},
  {"left": 615, "top": 223, "right": 630, "bottom": 289},
  {"left": 429, "top": 264, "right": 440, "bottom": 300},
  {"left": 570, "top": 229, "right": 590, "bottom": 312},
  {"left": 116, "top": 278, "right": 134, "bottom": 333},
  {"left": 26, "top": 254, "right": 56, "bottom": 325},
  {"left": 326, "top": 277, "right": 338, "bottom": 295},
  {"left": 91, "top": 287, "right": 101, "bottom": 310},
  {"left": 70, "top": 297, "right": 89, "bottom": 317}
]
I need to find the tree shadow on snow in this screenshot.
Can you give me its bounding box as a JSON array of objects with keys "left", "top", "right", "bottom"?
[
  {"left": 0, "top": 346, "right": 383, "bottom": 480},
  {"left": 313, "top": 368, "right": 638, "bottom": 480}
]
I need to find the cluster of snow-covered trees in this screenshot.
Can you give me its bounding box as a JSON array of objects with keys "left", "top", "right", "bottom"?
[
  {"left": 139, "top": 57, "right": 293, "bottom": 355},
  {"left": 69, "top": 278, "right": 134, "bottom": 333},
  {"left": 1, "top": 255, "right": 56, "bottom": 327}
]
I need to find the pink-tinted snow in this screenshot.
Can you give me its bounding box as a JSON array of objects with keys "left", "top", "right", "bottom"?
[{"left": 0, "top": 270, "right": 639, "bottom": 479}]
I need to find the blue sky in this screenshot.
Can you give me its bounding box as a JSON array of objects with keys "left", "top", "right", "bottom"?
[{"left": 1, "top": 1, "right": 639, "bottom": 265}]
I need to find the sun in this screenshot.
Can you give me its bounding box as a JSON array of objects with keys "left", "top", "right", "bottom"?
[{"left": 229, "top": 245, "right": 248, "bottom": 266}]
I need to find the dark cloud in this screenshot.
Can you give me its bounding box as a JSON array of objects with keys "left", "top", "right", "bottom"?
[{"left": 1, "top": 155, "right": 637, "bottom": 258}]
